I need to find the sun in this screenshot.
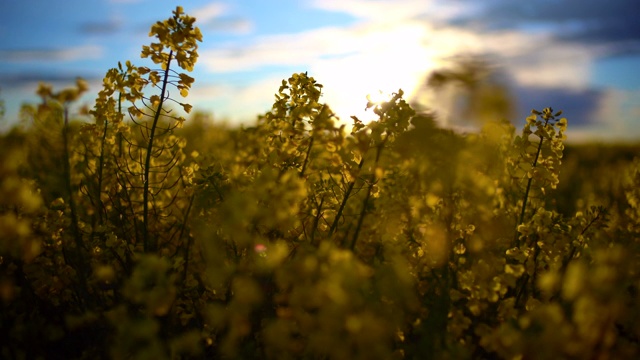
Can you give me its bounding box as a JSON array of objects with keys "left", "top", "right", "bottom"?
[
  {"left": 322, "top": 75, "right": 417, "bottom": 125},
  {"left": 308, "top": 22, "right": 440, "bottom": 126},
  {"left": 313, "top": 55, "right": 436, "bottom": 126},
  {"left": 366, "top": 90, "right": 393, "bottom": 109}
]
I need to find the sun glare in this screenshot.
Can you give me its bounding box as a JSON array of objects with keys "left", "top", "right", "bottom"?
[
  {"left": 318, "top": 61, "right": 430, "bottom": 125},
  {"left": 306, "top": 22, "right": 439, "bottom": 126},
  {"left": 367, "top": 90, "right": 393, "bottom": 107}
]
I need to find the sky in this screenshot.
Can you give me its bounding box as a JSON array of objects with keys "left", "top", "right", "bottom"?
[{"left": 0, "top": 0, "right": 639, "bottom": 142}]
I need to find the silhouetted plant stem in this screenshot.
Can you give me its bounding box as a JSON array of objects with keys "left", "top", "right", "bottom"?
[
  {"left": 350, "top": 142, "right": 384, "bottom": 250},
  {"left": 143, "top": 50, "right": 173, "bottom": 253},
  {"left": 561, "top": 207, "right": 604, "bottom": 272},
  {"left": 300, "top": 136, "right": 314, "bottom": 178},
  {"left": 61, "top": 105, "right": 90, "bottom": 307},
  {"left": 310, "top": 195, "right": 325, "bottom": 246},
  {"left": 329, "top": 157, "right": 365, "bottom": 237},
  {"left": 180, "top": 194, "right": 195, "bottom": 284},
  {"left": 117, "top": 92, "right": 124, "bottom": 158},
  {"left": 96, "top": 118, "right": 108, "bottom": 223},
  {"left": 514, "top": 127, "right": 545, "bottom": 307},
  {"left": 514, "top": 118, "right": 549, "bottom": 246},
  {"left": 514, "top": 236, "right": 541, "bottom": 310}
]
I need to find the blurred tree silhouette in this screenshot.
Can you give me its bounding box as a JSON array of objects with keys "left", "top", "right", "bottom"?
[{"left": 413, "top": 56, "right": 515, "bottom": 129}]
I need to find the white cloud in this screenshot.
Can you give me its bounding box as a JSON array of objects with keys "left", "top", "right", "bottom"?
[
  {"left": 310, "top": 0, "right": 427, "bottom": 20},
  {"left": 199, "top": 26, "right": 358, "bottom": 72},
  {"left": 189, "top": 77, "right": 284, "bottom": 122},
  {"left": 499, "top": 37, "right": 594, "bottom": 90},
  {"left": 205, "top": 18, "right": 254, "bottom": 35},
  {"left": 415, "top": 26, "right": 597, "bottom": 91},
  {"left": 191, "top": 3, "right": 254, "bottom": 35},
  {"left": 0, "top": 45, "right": 104, "bottom": 62},
  {"left": 192, "top": 2, "right": 228, "bottom": 24},
  {"left": 593, "top": 89, "right": 640, "bottom": 138},
  {"left": 309, "top": 0, "right": 474, "bottom": 23}
]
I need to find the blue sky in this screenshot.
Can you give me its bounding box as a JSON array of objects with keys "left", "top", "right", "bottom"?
[{"left": 1, "top": 0, "right": 639, "bottom": 142}]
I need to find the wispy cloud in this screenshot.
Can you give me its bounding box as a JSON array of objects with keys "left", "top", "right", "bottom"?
[
  {"left": 0, "top": 45, "right": 104, "bottom": 62},
  {"left": 559, "top": 88, "right": 640, "bottom": 142},
  {"left": 189, "top": 77, "right": 284, "bottom": 121},
  {"left": 310, "top": 0, "right": 475, "bottom": 23},
  {"left": 191, "top": 2, "right": 254, "bottom": 35},
  {"left": 78, "top": 19, "right": 122, "bottom": 35},
  {"left": 594, "top": 89, "right": 640, "bottom": 136},
  {"left": 203, "top": 18, "right": 254, "bottom": 35},
  {"left": 192, "top": 2, "right": 228, "bottom": 24},
  {"left": 199, "top": 26, "right": 358, "bottom": 72},
  {"left": 0, "top": 72, "right": 101, "bottom": 88}
]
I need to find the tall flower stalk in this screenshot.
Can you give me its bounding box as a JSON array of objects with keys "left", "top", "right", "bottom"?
[
  {"left": 512, "top": 107, "right": 566, "bottom": 246},
  {"left": 93, "top": 6, "right": 201, "bottom": 253}
]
